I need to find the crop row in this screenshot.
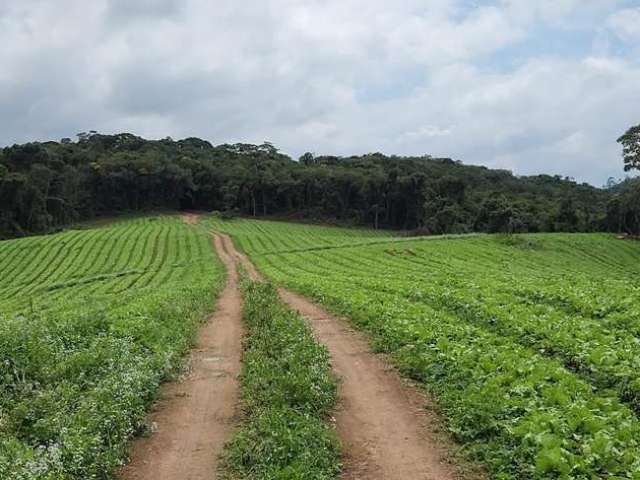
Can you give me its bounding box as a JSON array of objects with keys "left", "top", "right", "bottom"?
[
  {"left": 0, "top": 216, "right": 223, "bottom": 479},
  {"left": 275, "top": 240, "right": 640, "bottom": 416},
  {"left": 203, "top": 217, "right": 391, "bottom": 256},
  {"left": 0, "top": 217, "right": 210, "bottom": 317},
  {"left": 260, "top": 262, "right": 640, "bottom": 477}
]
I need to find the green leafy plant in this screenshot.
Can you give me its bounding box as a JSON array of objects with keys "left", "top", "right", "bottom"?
[
  {"left": 208, "top": 217, "right": 640, "bottom": 479},
  {"left": 0, "top": 216, "right": 223, "bottom": 479}
]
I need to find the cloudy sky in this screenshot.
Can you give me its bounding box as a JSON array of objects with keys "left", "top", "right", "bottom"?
[{"left": 1, "top": 0, "right": 639, "bottom": 185}]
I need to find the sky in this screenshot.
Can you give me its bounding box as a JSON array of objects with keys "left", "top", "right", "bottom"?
[{"left": 0, "top": 1, "right": 639, "bottom": 185}]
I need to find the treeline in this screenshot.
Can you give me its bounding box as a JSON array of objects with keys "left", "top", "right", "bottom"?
[
  {"left": 606, "top": 178, "right": 640, "bottom": 235},
  {"left": 0, "top": 132, "right": 638, "bottom": 239}
]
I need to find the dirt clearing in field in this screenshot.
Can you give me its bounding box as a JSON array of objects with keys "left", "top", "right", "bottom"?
[
  {"left": 119, "top": 232, "right": 242, "bottom": 480},
  {"left": 182, "top": 212, "right": 201, "bottom": 225}
]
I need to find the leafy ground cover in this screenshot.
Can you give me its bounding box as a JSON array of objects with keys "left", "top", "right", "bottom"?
[
  {"left": 207, "top": 217, "right": 640, "bottom": 479},
  {"left": 0, "top": 216, "right": 223, "bottom": 479},
  {"left": 222, "top": 277, "right": 339, "bottom": 480},
  {"left": 204, "top": 217, "right": 392, "bottom": 256}
]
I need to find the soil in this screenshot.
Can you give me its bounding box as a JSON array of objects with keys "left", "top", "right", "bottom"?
[
  {"left": 181, "top": 212, "right": 201, "bottom": 225},
  {"left": 218, "top": 233, "right": 262, "bottom": 281},
  {"left": 118, "top": 232, "right": 243, "bottom": 480}
]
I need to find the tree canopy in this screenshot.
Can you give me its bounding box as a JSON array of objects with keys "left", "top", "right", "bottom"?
[
  {"left": 607, "top": 124, "right": 640, "bottom": 235},
  {"left": 618, "top": 124, "right": 640, "bottom": 172},
  {"left": 0, "top": 131, "right": 636, "bottom": 238}
]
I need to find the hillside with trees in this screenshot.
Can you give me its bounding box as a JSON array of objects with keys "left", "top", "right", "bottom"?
[{"left": 0, "top": 130, "right": 638, "bottom": 239}]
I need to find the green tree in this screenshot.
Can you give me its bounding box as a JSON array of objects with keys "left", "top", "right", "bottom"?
[
  {"left": 617, "top": 124, "right": 640, "bottom": 171},
  {"left": 299, "top": 152, "right": 316, "bottom": 165},
  {"left": 476, "top": 196, "right": 521, "bottom": 233},
  {"left": 0, "top": 132, "right": 618, "bottom": 237}
]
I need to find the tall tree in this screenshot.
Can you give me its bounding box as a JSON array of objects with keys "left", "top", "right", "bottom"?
[{"left": 617, "top": 124, "right": 640, "bottom": 171}]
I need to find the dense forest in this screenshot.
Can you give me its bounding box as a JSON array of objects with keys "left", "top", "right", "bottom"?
[{"left": 0, "top": 130, "right": 638, "bottom": 239}]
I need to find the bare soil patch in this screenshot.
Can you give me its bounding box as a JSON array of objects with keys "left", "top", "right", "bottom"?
[{"left": 182, "top": 213, "right": 201, "bottom": 225}]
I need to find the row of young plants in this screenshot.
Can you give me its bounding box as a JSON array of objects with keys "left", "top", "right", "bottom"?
[
  {"left": 222, "top": 278, "right": 339, "bottom": 480},
  {"left": 402, "top": 276, "right": 640, "bottom": 412},
  {"left": 0, "top": 218, "right": 223, "bottom": 479},
  {"left": 207, "top": 218, "right": 640, "bottom": 477},
  {"left": 203, "top": 217, "right": 390, "bottom": 256},
  {"left": 304, "top": 235, "right": 637, "bottom": 323},
  {"left": 236, "top": 230, "right": 640, "bottom": 479},
  {"left": 269, "top": 274, "right": 640, "bottom": 478},
  {"left": 306, "top": 253, "right": 640, "bottom": 415},
  {"left": 3, "top": 218, "right": 214, "bottom": 318},
  {"left": 255, "top": 233, "right": 640, "bottom": 415}
]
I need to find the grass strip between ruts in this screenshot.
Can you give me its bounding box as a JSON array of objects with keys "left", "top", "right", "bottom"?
[{"left": 221, "top": 277, "right": 339, "bottom": 480}]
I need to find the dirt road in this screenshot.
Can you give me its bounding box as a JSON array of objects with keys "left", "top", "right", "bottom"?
[
  {"left": 121, "top": 221, "right": 471, "bottom": 480},
  {"left": 220, "top": 234, "right": 464, "bottom": 480},
  {"left": 217, "top": 233, "right": 262, "bottom": 281},
  {"left": 280, "top": 289, "right": 459, "bottom": 480},
  {"left": 119, "top": 233, "right": 243, "bottom": 480}
]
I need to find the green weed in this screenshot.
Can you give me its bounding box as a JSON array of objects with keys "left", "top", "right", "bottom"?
[{"left": 221, "top": 279, "right": 339, "bottom": 480}]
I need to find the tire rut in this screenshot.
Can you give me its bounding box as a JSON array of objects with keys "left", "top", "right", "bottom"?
[
  {"left": 221, "top": 233, "right": 470, "bottom": 480},
  {"left": 118, "top": 233, "right": 243, "bottom": 480},
  {"left": 279, "top": 289, "right": 459, "bottom": 480}
]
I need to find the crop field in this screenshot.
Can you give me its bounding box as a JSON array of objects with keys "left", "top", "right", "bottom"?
[
  {"left": 206, "top": 217, "right": 640, "bottom": 479},
  {"left": 2, "top": 213, "right": 640, "bottom": 479},
  {"left": 0, "top": 216, "right": 223, "bottom": 478},
  {"left": 205, "top": 217, "right": 393, "bottom": 255}
]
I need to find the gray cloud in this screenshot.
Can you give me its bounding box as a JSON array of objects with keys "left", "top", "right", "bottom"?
[
  {"left": 105, "top": 0, "right": 183, "bottom": 23},
  {"left": 0, "top": 0, "right": 637, "bottom": 184}
]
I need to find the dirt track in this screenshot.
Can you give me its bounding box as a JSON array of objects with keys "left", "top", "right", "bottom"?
[
  {"left": 119, "top": 233, "right": 243, "bottom": 480},
  {"left": 218, "top": 233, "right": 262, "bottom": 281},
  {"left": 121, "top": 219, "right": 469, "bottom": 480},
  {"left": 220, "top": 233, "right": 462, "bottom": 479},
  {"left": 279, "top": 289, "right": 459, "bottom": 480}
]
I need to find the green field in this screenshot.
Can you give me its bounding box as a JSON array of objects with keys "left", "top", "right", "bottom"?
[
  {"left": 2, "top": 214, "right": 640, "bottom": 479},
  {"left": 207, "top": 217, "right": 393, "bottom": 255},
  {"left": 0, "top": 216, "right": 223, "bottom": 478},
  {"left": 206, "top": 217, "right": 640, "bottom": 479}
]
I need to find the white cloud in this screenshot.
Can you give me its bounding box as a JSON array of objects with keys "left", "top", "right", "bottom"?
[
  {"left": 0, "top": 0, "right": 637, "bottom": 184},
  {"left": 402, "top": 125, "right": 453, "bottom": 139},
  {"left": 499, "top": 0, "right": 581, "bottom": 24},
  {"left": 607, "top": 7, "right": 640, "bottom": 42}
]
